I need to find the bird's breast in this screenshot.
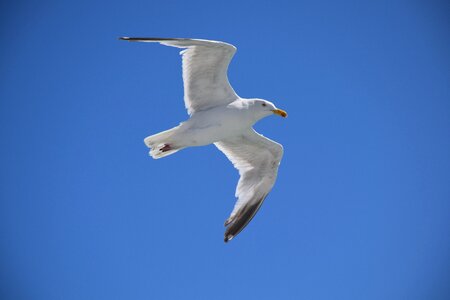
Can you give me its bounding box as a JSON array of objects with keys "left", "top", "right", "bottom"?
[{"left": 179, "top": 106, "right": 253, "bottom": 146}]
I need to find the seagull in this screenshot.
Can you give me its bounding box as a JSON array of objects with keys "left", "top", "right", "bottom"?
[{"left": 120, "top": 37, "right": 287, "bottom": 242}]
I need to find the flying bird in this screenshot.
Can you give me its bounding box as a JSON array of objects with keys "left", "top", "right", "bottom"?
[{"left": 120, "top": 37, "right": 287, "bottom": 242}]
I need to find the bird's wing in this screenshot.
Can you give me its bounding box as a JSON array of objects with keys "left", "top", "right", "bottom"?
[
  {"left": 120, "top": 37, "right": 239, "bottom": 115},
  {"left": 214, "top": 129, "right": 284, "bottom": 242}
]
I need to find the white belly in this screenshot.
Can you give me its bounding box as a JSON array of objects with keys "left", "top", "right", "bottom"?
[{"left": 175, "top": 106, "right": 253, "bottom": 147}]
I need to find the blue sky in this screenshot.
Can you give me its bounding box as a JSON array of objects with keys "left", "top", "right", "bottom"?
[{"left": 1, "top": 0, "right": 449, "bottom": 299}]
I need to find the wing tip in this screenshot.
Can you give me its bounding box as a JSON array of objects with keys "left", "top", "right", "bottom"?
[
  {"left": 118, "top": 36, "right": 156, "bottom": 42},
  {"left": 224, "top": 234, "right": 234, "bottom": 243},
  {"left": 222, "top": 195, "right": 268, "bottom": 243},
  {"left": 118, "top": 37, "right": 236, "bottom": 49},
  {"left": 118, "top": 37, "right": 188, "bottom": 42}
]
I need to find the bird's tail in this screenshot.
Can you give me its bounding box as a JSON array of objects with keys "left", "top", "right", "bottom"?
[{"left": 144, "top": 126, "right": 184, "bottom": 159}]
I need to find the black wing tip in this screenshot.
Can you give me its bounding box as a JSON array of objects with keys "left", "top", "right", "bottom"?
[
  {"left": 119, "top": 36, "right": 144, "bottom": 41},
  {"left": 119, "top": 37, "right": 190, "bottom": 42},
  {"left": 224, "top": 234, "right": 234, "bottom": 243},
  {"left": 223, "top": 196, "right": 267, "bottom": 243}
]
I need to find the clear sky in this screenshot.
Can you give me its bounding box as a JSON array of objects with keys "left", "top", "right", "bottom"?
[{"left": 1, "top": 0, "right": 449, "bottom": 299}]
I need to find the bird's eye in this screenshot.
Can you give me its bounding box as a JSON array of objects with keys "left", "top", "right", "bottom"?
[{"left": 262, "top": 103, "right": 266, "bottom": 107}]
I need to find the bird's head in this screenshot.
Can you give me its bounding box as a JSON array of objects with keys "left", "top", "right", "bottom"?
[{"left": 250, "top": 99, "right": 288, "bottom": 120}]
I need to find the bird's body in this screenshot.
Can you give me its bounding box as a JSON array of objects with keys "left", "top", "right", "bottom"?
[
  {"left": 121, "top": 37, "right": 287, "bottom": 242},
  {"left": 147, "top": 99, "right": 267, "bottom": 150}
]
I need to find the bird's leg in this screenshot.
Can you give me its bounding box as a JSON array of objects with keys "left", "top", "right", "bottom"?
[{"left": 160, "top": 144, "right": 172, "bottom": 152}]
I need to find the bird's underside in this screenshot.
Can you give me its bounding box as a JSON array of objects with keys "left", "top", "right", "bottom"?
[{"left": 121, "top": 37, "right": 284, "bottom": 242}]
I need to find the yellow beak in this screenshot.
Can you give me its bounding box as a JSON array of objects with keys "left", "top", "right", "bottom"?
[{"left": 272, "top": 109, "right": 288, "bottom": 118}]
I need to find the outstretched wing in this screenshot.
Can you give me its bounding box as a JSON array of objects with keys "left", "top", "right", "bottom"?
[
  {"left": 120, "top": 37, "right": 239, "bottom": 115},
  {"left": 214, "top": 129, "right": 284, "bottom": 242}
]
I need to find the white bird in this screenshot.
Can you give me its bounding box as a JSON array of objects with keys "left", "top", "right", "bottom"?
[{"left": 120, "top": 37, "right": 287, "bottom": 242}]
